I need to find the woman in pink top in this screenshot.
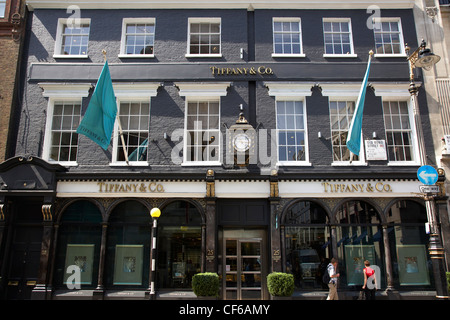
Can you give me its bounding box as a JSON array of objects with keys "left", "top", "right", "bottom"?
[{"left": 362, "top": 260, "right": 377, "bottom": 300}]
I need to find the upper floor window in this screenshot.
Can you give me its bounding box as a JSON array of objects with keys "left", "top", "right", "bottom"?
[
  {"left": 276, "top": 100, "right": 308, "bottom": 163},
  {"left": 111, "top": 83, "right": 159, "bottom": 166},
  {"left": 185, "top": 100, "right": 221, "bottom": 163},
  {"left": 323, "top": 18, "right": 356, "bottom": 57},
  {"left": 40, "top": 83, "right": 91, "bottom": 166},
  {"left": 54, "top": 18, "right": 91, "bottom": 58},
  {"left": 187, "top": 18, "right": 221, "bottom": 57},
  {"left": 373, "top": 18, "right": 405, "bottom": 56},
  {"left": 45, "top": 100, "right": 82, "bottom": 164},
  {"left": 383, "top": 100, "right": 416, "bottom": 163},
  {"left": 272, "top": 18, "right": 304, "bottom": 57},
  {"left": 329, "top": 100, "right": 363, "bottom": 163},
  {"left": 113, "top": 101, "right": 150, "bottom": 163},
  {"left": 120, "top": 18, "right": 155, "bottom": 58},
  {"left": 0, "top": 0, "right": 6, "bottom": 18}
]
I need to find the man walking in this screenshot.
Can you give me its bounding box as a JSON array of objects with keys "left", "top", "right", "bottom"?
[{"left": 327, "top": 258, "right": 340, "bottom": 300}]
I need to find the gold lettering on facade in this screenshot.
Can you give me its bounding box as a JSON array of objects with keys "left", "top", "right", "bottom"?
[
  {"left": 210, "top": 65, "right": 274, "bottom": 76},
  {"left": 97, "top": 182, "right": 165, "bottom": 193},
  {"left": 321, "top": 181, "right": 392, "bottom": 193}
]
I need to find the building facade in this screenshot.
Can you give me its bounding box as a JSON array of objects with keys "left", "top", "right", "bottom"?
[
  {"left": 0, "top": 0, "right": 26, "bottom": 161},
  {"left": 412, "top": 0, "right": 450, "bottom": 274},
  {"left": 0, "top": 0, "right": 448, "bottom": 300}
]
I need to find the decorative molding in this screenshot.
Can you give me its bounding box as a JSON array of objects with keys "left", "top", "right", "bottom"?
[
  {"left": 264, "top": 82, "right": 314, "bottom": 98},
  {"left": 38, "top": 83, "right": 92, "bottom": 98},
  {"left": 371, "top": 82, "right": 414, "bottom": 98},
  {"left": 174, "top": 82, "right": 231, "bottom": 99},
  {"left": 113, "top": 82, "right": 161, "bottom": 98},
  {"left": 26, "top": 0, "right": 415, "bottom": 10}
]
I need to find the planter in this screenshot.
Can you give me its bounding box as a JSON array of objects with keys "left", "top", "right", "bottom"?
[
  {"left": 267, "top": 272, "right": 294, "bottom": 298},
  {"left": 192, "top": 272, "right": 220, "bottom": 298}
]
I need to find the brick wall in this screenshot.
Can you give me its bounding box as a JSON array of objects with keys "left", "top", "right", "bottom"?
[{"left": 0, "top": 37, "right": 20, "bottom": 162}]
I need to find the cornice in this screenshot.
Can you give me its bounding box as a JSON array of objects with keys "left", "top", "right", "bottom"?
[{"left": 26, "top": 0, "right": 415, "bottom": 10}]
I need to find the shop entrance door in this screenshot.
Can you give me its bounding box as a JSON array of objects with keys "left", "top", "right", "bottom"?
[
  {"left": 222, "top": 229, "right": 267, "bottom": 300},
  {"left": 6, "top": 225, "right": 42, "bottom": 300},
  {"left": 4, "top": 201, "right": 43, "bottom": 300}
]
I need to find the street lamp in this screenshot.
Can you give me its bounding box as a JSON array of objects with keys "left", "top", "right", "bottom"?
[
  {"left": 148, "top": 207, "right": 161, "bottom": 300},
  {"left": 406, "top": 40, "right": 448, "bottom": 299}
]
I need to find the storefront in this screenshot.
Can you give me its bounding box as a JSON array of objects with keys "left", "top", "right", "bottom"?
[
  {"left": 0, "top": 151, "right": 443, "bottom": 300},
  {"left": 9, "top": 171, "right": 427, "bottom": 300}
]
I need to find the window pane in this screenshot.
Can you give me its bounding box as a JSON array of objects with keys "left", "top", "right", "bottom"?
[
  {"left": 383, "top": 100, "right": 414, "bottom": 162},
  {"left": 61, "top": 24, "right": 90, "bottom": 56},
  {"left": 273, "top": 19, "right": 302, "bottom": 55},
  {"left": 116, "top": 101, "right": 150, "bottom": 162},
  {"left": 189, "top": 21, "right": 221, "bottom": 55},
  {"left": 185, "top": 101, "right": 220, "bottom": 162},
  {"left": 373, "top": 20, "right": 403, "bottom": 55},
  {"left": 276, "top": 100, "right": 307, "bottom": 162}
]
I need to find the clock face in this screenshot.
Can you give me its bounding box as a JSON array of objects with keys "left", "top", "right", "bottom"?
[{"left": 233, "top": 133, "right": 250, "bottom": 152}]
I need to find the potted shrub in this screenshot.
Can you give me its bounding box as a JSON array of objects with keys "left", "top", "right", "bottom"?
[
  {"left": 192, "top": 272, "right": 220, "bottom": 299},
  {"left": 267, "top": 272, "right": 294, "bottom": 299}
]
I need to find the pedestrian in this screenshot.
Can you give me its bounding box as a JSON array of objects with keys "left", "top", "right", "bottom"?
[
  {"left": 362, "top": 260, "right": 377, "bottom": 300},
  {"left": 326, "top": 257, "right": 340, "bottom": 300}
]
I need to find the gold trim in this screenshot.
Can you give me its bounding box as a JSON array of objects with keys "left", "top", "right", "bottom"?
[
  {"left": 0, "top": 204, "right": 5, "bottom": 221},
  {"left": 42, "top": 204, "right": 52, "bottom": 221}
]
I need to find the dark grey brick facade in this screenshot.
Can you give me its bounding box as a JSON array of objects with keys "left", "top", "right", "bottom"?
[{"left": 16, "top": 8, "right": 435, "bottom": 177}]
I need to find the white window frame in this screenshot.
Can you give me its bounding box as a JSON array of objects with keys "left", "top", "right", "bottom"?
[
  {"left": 275, "top": 99, "right": 310, "bottom": 166},
  {"left": 322, "top": 18, "right": 357, "bottom": 58},
  {"left": 186, "top": 17, "right": 222, "bottom": 58},
  {"left": 39, "top": 83, "right": 91, "bottom": 166},
  {"left": 265, "top": 82, "right": 313, "bottom": 167},
  {"left": 372, "top": 17, "right": 406, "bottom": 58},
  {"left": 110, "top": 83, "right": 159, "bottom": 166},
  {"left": 175, "top": 82, "right": 230, "bottom": 166},
  {"left": 0, "top": 0, "right": 6, "bottom": 18},
  {"left": 184, "top": 99, "right": 221, "bottom": 165},
  {"left": 372, "top": 82, "right": 419, "bottom": 165},
  {"left": 119, "top": 18, "right": 156, "bottom": 58},
  {"left": 54, "top": 18, "right": 91, "bottom": 58},
  {"left": 321, "top": 83, "right": 366, "bottom": 165},
  {"left": 272, "top": 17, "right": 305, "bottom": 58}
]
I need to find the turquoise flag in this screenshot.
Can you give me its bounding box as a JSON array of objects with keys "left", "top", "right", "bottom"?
[
  {"left": 77, "top": 61, "right": 117, "bottom": 150},
  {"left": 346, "top": 54, "right": 372, "bottom": 156},
  {"left": 128, "top": 138, "right": 148, "bottom": 161}
]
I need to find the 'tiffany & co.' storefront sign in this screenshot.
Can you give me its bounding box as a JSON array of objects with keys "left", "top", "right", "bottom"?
[{"left": 56, "top": 179, "right": 423, "bottom": 199}]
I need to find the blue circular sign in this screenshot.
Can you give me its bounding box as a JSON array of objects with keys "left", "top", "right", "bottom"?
[{"left": 417, "top": 165, "right": 438, "bottom": 185}]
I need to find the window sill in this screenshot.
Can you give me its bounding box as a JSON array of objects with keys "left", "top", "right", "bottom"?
[
  {"left": 48, "top": 161, "right": 79, "bottom": 167},
  {"left": 109, "top": 162, "right": 150, "bottom": 167},
  {"left": 185, "top": 54, "right": 222, "bottom": 58},
  {"left": 181, "top": 161, "right": 222, "bottom": 166},
  {"left": 323, "top": 54, "right": 358, "bottom": 58},
  {"left": 272, "top": 53, "right": 306, "bottom": 58},
  {"left": 331, "top": 161, "right": 367, "bottom": 166},
  {"left": 387, "top": 162, "right": 420, "bottom": 166},
  {"left": 277, "top": 161, "right": 312, "bottom": 166},
  {"left": 118, "top": 54, "right": 155, "bottom": 59},
  {"left": 374, "top": 54, "right": 407, "bottom": 58},
  {"left": 53, "top": 54, "right": 89, "bottom": 59}
]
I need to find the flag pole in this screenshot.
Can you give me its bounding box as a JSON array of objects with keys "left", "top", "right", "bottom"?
[{"left": 103, "top": 50, "right": 129, "bottom": 164}]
